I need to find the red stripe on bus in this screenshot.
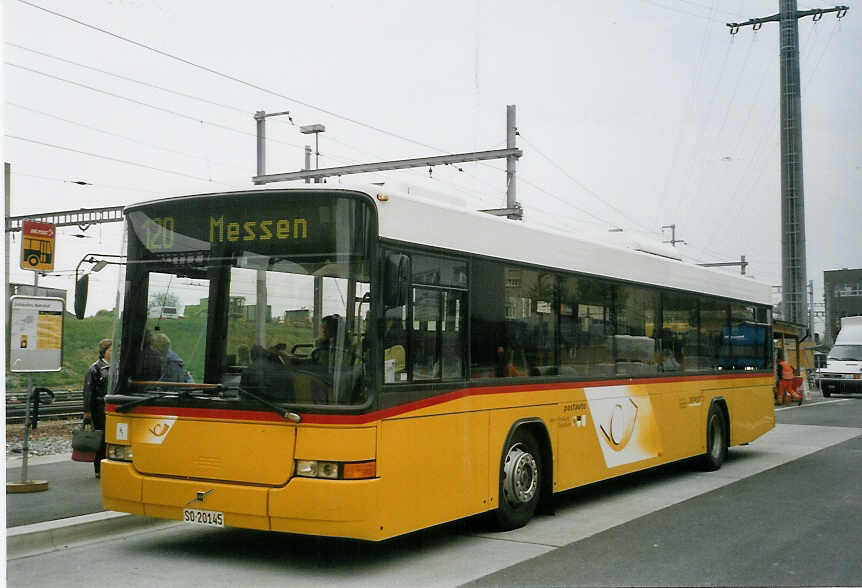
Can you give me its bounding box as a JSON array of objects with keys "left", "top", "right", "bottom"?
[{"left": 107, "top": 371, "right": 770, "bottom": 425}]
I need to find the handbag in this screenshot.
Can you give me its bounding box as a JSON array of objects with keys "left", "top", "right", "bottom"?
[{"left": 71, "top": 423, "right": 103, "bottom": 462}]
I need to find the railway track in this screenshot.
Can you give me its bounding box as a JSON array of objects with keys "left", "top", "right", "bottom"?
[{"left": 6, "top": 390, "right": 83, "bottom": 425}]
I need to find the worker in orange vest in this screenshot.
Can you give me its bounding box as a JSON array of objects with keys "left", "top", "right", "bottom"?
[{"left": 776, "top": 350, "right": 800, "bottom": 405}]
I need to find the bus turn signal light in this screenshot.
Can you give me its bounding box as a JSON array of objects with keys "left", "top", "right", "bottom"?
[
  {"left": 343, "top": 461, "right": 376, "bottom": 479},
  {"left": 295, "top": 459, "right": 377, "bottom": 480}
]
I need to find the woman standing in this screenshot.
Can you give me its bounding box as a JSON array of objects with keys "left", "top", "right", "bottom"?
[{"left": 83, "top": 338, "right": 111, "bottom": 478}]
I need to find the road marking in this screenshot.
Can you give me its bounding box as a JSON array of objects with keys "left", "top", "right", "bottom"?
[{"left": 774, "top": 399, "right": 851, "bottom": 411}]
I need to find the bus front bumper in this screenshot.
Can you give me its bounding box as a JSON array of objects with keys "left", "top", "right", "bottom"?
[{"left": 102, "top": 460, "right": 384, "bottom": 541}]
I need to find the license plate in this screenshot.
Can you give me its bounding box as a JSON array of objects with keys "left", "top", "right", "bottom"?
[{"left": 183, "top": 508, "right": 224, "bottom": 527}]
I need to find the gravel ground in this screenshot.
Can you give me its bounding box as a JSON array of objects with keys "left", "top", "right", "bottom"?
[{"left": 6, "top": 418, "right": 79, "bottom": 457}]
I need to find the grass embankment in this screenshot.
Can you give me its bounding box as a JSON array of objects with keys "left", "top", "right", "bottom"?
[
  {"left": 5, "top": 305, "right": 314, "bottom": 393},
  {"left": 6, "top": 311, "right": 115, "bottom": 394}
]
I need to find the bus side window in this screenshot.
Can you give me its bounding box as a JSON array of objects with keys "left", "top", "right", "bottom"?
[
  {"left": 661, "top": 292, "right": 699, "bottom": 372},
  {"left": 409, "top": 287, "right": 465, "bottom": 381},
  {"left": 614, "top": 285, "right": 659, "bottom": 377},
  {"left": 441, "top": 291, "right": 465, "bottom": 380},
  {"left": 383, "top": 304, "right": 408, "bottom": 384},
  {"left": 559, "top": 276, "right": 614, "bottom": 378},
  {"left": 412, "top": 288, "right": 440, "bottom": 381}
]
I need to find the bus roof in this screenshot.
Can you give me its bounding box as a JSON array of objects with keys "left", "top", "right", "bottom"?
[
  {"left": 369, "top": 183, "right": 771, "bottom": 305},
  {"left": 130, "top": 185, "right": 772, "bottom": 306}
]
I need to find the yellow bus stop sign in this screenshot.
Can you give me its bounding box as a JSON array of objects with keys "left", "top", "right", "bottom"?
[{"left": 20, "top": 221, "right": 56, "bottom": 272}]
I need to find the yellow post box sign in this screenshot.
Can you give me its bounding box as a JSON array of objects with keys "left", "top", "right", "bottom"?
[{"left": 21, "top": 221, "right": 56, "bottom": 271}]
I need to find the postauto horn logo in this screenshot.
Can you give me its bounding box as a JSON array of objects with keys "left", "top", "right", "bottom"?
[{"left": 585, "top": 385, "right": 662, "bottom": 468}]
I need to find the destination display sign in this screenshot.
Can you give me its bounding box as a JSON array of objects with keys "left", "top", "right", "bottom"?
[{"left": 126, "top": 192, "right": 372, "bottom": 260}]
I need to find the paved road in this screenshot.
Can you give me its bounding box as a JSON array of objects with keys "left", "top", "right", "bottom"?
[
  {"left": 472, "top": 396, "right": 862, "bottom": 587},
  {"left": 8, "top": 395, "right": 861, "bottom": 587},
  {"left": 6, "top": 459, "right": 103, "bottom": 527}
]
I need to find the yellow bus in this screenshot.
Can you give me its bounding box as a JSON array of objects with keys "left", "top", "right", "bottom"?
[{"left": 97, "top": 185, "right": 775, "bottom": 540}]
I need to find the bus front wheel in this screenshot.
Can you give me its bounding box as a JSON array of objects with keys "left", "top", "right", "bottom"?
[
  {"left": 27, "top": 254, "right": 39, "bottom": 267},
  {"left": 495, "top": 428, "right": 541, "bottom": 530},
  {"left": 700, "top": 405, "right": 727, "bottom": 471}
]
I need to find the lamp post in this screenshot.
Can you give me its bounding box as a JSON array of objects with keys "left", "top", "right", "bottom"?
[
  {"left": 299, "top": 124, "right": 326, "bottom": 335},
  {"left": 300, "top": 124, "right": 326, "bottom": 181}
]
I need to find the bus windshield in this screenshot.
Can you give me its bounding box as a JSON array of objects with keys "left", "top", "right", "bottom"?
[{"left": 114, "top": 191, "right": 374, "bottom": 408}]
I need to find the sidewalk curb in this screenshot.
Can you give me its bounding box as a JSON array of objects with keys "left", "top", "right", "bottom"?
[{"left": 7, "top": 511, "right": 178, "bottom": 559}]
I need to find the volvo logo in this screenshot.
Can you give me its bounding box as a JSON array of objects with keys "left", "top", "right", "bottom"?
[{"left": 186, "top": 488, "right": 215, "bottom": 506}]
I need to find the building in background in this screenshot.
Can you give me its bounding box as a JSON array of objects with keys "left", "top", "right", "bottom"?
[
  {"left": 824, "top": 268, "right": 862, "bottom": 345},
  {"left": 9, "top": 283, "right": 67, "bottom": 305}
]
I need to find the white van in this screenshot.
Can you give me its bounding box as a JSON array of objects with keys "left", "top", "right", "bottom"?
[
  {"left": 818, "top": 316, "right": 862, "bottom": 397},
  {"left": 148, "top": 305, "right": 182, "bottom": 320}
]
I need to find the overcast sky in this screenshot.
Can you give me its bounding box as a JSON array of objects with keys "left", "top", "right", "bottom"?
[{"left": 3, "top": 0, "right": 861, "bottom": 335}]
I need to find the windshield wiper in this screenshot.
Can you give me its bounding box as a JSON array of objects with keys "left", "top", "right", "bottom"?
[
  {"left": 117, "top": 391, "right": 175, "bottom": 413},
  {"left": 116, "top": 383, "right": 301, "bottom": 422},
  {"left": 116, "top": 386, "right": 220, "bottom": 413},
  {"left": 224, "top": 385, "right": 301, "bottom": 422}
]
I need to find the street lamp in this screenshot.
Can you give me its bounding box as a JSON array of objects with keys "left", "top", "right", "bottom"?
[{"left": 300, "top": 124, "right": 326, "bottom": 180}]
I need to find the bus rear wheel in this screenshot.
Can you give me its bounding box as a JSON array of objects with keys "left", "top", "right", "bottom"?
[
  {"left": 495, "top": 428, "right": 541, "bottom": 530},
  {"left": 700, "top": 405, "right": 727, "bottom": 471}
]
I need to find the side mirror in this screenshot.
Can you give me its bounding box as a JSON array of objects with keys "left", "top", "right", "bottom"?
[
  {"left": 383, "top": 254, "right": 410, "bottom": 308},
  {"left": 74, "top": 274, "right": 89, "bottom": 320},
  {"left": 814, "top": 354, "right": 826, "bottom": 369}
]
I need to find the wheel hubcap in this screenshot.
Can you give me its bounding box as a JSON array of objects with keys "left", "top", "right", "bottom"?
[{"left": 502, "top": 444, "right": 538, "bottom": 507}]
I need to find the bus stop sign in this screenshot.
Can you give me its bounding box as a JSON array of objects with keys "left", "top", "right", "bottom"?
[{"left": 20, "top": 221, "right": 56, "bottom": 271}]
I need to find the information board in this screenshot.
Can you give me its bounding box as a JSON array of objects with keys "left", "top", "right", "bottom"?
[{"left": 9, "top": 296, "right": 65, "bottom": 372}]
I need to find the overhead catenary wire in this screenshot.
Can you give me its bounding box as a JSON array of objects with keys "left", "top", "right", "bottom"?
[
  {"left": 5, "top": 61, "right": 305, "bottom": 150},
  {"left": 11, "top": 3, "right": 612, "bottom": 226},
  {"left": 7, "top": 102, "right": 249, "bottom": 173},
  {"left": 654, "top": 0, "right": 716, "bottom": 226},
  {"left": 700, "top": 17, "right": 841, "bottom": 255},
  {"left": 6, "top": 135, "right": 246, "bottom": 188},
  {"left": 7, "top": 49, "right": 482, "bottom": 194},
  {"left": 12, "top": 170, "right": 164, "bottom": 195},
  {"left": 639, "top": 0, "right": 732, "bottom": 23},
  {"left": 5, "top": 42, "right": 286, "bottom": 123},
  {"left": 519, "top": 135, "right": 656, "bottom": 234},
  {"left": 681, "top": 31, "right": 759, "bottom": 225},
  {"left": 667, "top": 35, "right": 734, "bottom": 216},
  {"left": 8, "top": 0, "right": 796, "bottom": 274},
  {"left": 15, "top": 0, "right": 448, "bottom": 155},
  {"left": 801, "top": 17, "right": 842, "bottom": 91}
]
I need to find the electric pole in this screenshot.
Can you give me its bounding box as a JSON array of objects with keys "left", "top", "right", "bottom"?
[
  {"left": 661, "top": 224, "right": 685, "bottom": 247},
  {"left": 808, "top": 279, "right": 815, "bottom": 337},
  {"left": 253, "top": 106, "right": 523, "bottom": 219},
  {"left": 727, "top": 2, "right": 849, "bottom": 325},
  {"left": 697, "top": 255, "right": 749, "bottom": 276}
]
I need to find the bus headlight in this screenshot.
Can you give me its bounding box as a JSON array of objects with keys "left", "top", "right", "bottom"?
[
  {"left": 107, "top": 444, "right": 133, "bottom": 461},
  {"left": 295, "top": 460, "right": 376, "bottom": 480}
]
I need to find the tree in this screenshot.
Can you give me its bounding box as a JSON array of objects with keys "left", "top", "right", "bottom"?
[{"left": 149, "top": 291, "right": 181, "bottom": 310}]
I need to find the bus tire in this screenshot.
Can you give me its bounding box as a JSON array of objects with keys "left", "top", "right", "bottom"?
[
  {"left": 495, "top": 428, "right": 542, "bottom": 531},
  {"left": 700, "top": 404, "right": 727, "bottom": 471},
  {"left": 27, "top": 254, "right": 39, "bottom": 267},
  {"left": 822, "top": 387, "right": 831, "bottom": 398}
]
